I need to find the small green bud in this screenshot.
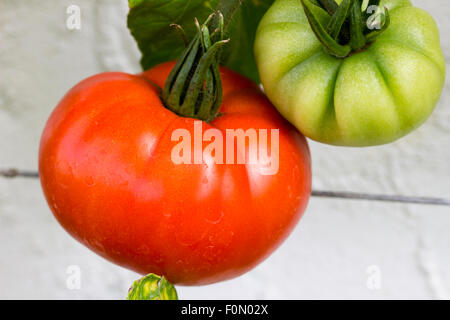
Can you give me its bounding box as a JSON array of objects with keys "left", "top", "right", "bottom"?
[{"left": 126, "top": 274, "right": 178, "bottom": 300}]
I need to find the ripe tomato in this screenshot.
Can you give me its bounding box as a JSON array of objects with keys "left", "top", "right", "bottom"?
[{"left": 39, "top": 61, "right": 311, "bottom": 285}]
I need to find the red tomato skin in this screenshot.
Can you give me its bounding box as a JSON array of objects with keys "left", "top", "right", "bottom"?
[{"left": 39, "top": 62, "right": 311, "bottom": 285}]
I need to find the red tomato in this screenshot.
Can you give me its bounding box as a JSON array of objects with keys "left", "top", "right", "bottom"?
[{"left": 39, "top": 62, "right": 311, "bottom": 285}]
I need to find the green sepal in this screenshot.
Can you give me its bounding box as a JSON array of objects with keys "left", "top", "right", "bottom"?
[
  {"left": 165, "top": 35, "right": 202, "bottom": 114},
  {"left": 318, "top": 0, "right": 339, "bottom": 15},
  {"left": 301, "top": 0, "right": 351, "bottom": 58},
  {"left": 162, "top": 12, "right": 229, "bottom": 122},
  {"left": 327, "top": 0, "right": 354, "bottom": 40},
  {"left": 365, "top": 6, "right": 390, "bottom": 43},
  {"left": 361, "top": 0, "right": 370, "bottom": 12},
  {"left": 364, "top": 0, "right": 381, "bottom": 10},
  {"left": 178, "top": 38, "right": 229, "bottom": 118},
  {"left": 127, "top": 274, "right": 178, "bottom": 300},
  {"left": 349, "top": 0, "right": 366, "bottom": 50},
  {"left": 300, "top": 0, "right": 391, "bottom": 58},
  {"left": 362, "top": 0, "right": 382, "bottom": 30}
]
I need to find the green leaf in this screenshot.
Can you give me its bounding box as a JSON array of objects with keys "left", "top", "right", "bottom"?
[
  {"left": 127, "top": 274, "right": 178, "bottom": 300},
  {"left": 127, "top": 1, "right": 217, "bottom": 74},
  {"left": 220, "top": 0, "right": 275, "bottom": 82},
  {"left": 127, "top": 0, "right": 275, "bottom": 82},
  {"left": 129, "top": 0, "right": 145, "bottom": 8}
]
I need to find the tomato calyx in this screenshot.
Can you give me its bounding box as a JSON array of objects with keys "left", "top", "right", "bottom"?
[
  {"left": 127, "top": 273, "right": 178, "bottom": 300},
  {"left": 161, "top": 12, "right": 229, "bottom": 122},
  {"left": 301, "top": 0, "right": 390, "bottom": 58}
]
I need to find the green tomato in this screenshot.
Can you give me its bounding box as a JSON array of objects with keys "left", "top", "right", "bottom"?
[{"left": 254, "top": 0, "right": 445, "bottom": 146}]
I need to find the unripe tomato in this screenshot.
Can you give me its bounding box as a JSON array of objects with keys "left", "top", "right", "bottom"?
[{"left": 255, "top": 0, "right": 445, "bottom": 146}]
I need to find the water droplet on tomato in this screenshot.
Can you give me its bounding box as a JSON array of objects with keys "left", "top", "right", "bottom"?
[
  {"left": 84, "top": 176, "right": 95, "bottom": 186},
  {"left": 205, "top": 211, "right": 224, "bottom": 224}
]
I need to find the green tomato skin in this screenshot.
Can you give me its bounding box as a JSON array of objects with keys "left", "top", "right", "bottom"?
[{"left": 254, "top": 0, "right": 445, "bottom": 146}]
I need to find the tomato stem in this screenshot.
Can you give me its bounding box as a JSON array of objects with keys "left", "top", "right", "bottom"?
[
  {"left": 300, "top": 0, "right": 390, "bottom": 58},
  {"left": 162, "top": 12, "right": 229, "bottom": 122}
]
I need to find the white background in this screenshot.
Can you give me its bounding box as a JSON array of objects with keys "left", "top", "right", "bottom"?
[{"left": 0, "top": 0, "right": 449, "bottom": 299}]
